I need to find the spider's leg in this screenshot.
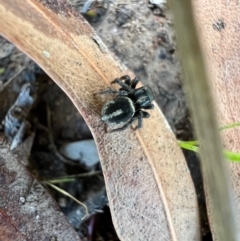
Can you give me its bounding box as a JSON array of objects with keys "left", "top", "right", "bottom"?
[
  {"left": 111, "top": 115, "right": 138, "bottom": 132},
  {"left": 111, "top": 77, "right": 133, "bottom": 91},
  {"left": 134, "top": 111, "right": 143, "bottom": 130},
  {"left": 142, "top": 103, "right": 154, "bottom": 110},
  {"left": 96, "top": 87, "right": 128, "bottom": 96},
  {"left": 131, "top": 77, "right": 139, "bottom": 89},
  {"left": 97, "top": 88, "right": 118, "bottom": 95},
  {"left": 142, "top": 111, "right": 150, "bottom": 118},
  {"left": 120, "top": 75, "right": 131, "bottom": 86}
]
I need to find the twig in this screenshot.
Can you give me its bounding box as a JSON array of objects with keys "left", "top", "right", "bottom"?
[
  {"left": 45, "top": 182, "right": 89, "bottom": 220},
  {"left": 0, "top": 66, "right": 26, "bottom": 92}
]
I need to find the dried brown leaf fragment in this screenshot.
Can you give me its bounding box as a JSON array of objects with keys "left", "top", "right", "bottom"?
[{"left": 0, "top": 134, "right": 81, "bottom": 241}]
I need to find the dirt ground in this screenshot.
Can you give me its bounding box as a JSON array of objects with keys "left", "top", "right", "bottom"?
[{"left": 0, "top": 0, "right": 211, "bottom": 240}]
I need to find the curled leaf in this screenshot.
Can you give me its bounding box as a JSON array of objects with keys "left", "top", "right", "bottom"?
[{"left": 0, "top": 1, "right": 200, "bottom": 240}]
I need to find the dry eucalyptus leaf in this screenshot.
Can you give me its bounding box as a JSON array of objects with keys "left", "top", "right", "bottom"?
[
  {"left": 0, "top": 134, "right": 81, "bottom": 241},
  {"left": 193, "top": 0, "right": 240, "bottom": 239},
  {"left": 0, "top": 0, "right": 200, "bottom": 240}
]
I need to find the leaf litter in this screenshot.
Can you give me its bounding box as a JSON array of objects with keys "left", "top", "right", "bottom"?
[{"left": 0, "top": 0, "right": 206, "bottom": 240}]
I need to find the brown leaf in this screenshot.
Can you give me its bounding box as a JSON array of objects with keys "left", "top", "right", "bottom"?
[
  {"left": 0, "top": 1, "right": 200, "bottom": 240},
  {"left": 0, "top": 134, "right": 81, "bottom": 241},
  {"left": 193, "top": 1, "right": 240, "bottom": 239}
]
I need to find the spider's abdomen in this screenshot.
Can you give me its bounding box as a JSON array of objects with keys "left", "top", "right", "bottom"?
[{"left": 101, "top": 97, "right": 135, "bottom": 125}]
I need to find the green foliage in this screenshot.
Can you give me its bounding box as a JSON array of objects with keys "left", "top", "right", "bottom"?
[{"left": 179, "top": 122, "right": 240, "bottom": 162}]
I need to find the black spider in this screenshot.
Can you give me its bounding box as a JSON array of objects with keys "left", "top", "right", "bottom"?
[{"left": 99, "top": 75, "right": 154, "bottom": 132}]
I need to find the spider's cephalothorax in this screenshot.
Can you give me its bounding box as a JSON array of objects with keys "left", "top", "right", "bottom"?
[{"left": 99, "top": 75, "right": 154, "bottom": 132}]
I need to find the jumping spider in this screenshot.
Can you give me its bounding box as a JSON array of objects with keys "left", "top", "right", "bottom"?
[{"left": 99, "top": 75, "right": 154, "bottom": 132}]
